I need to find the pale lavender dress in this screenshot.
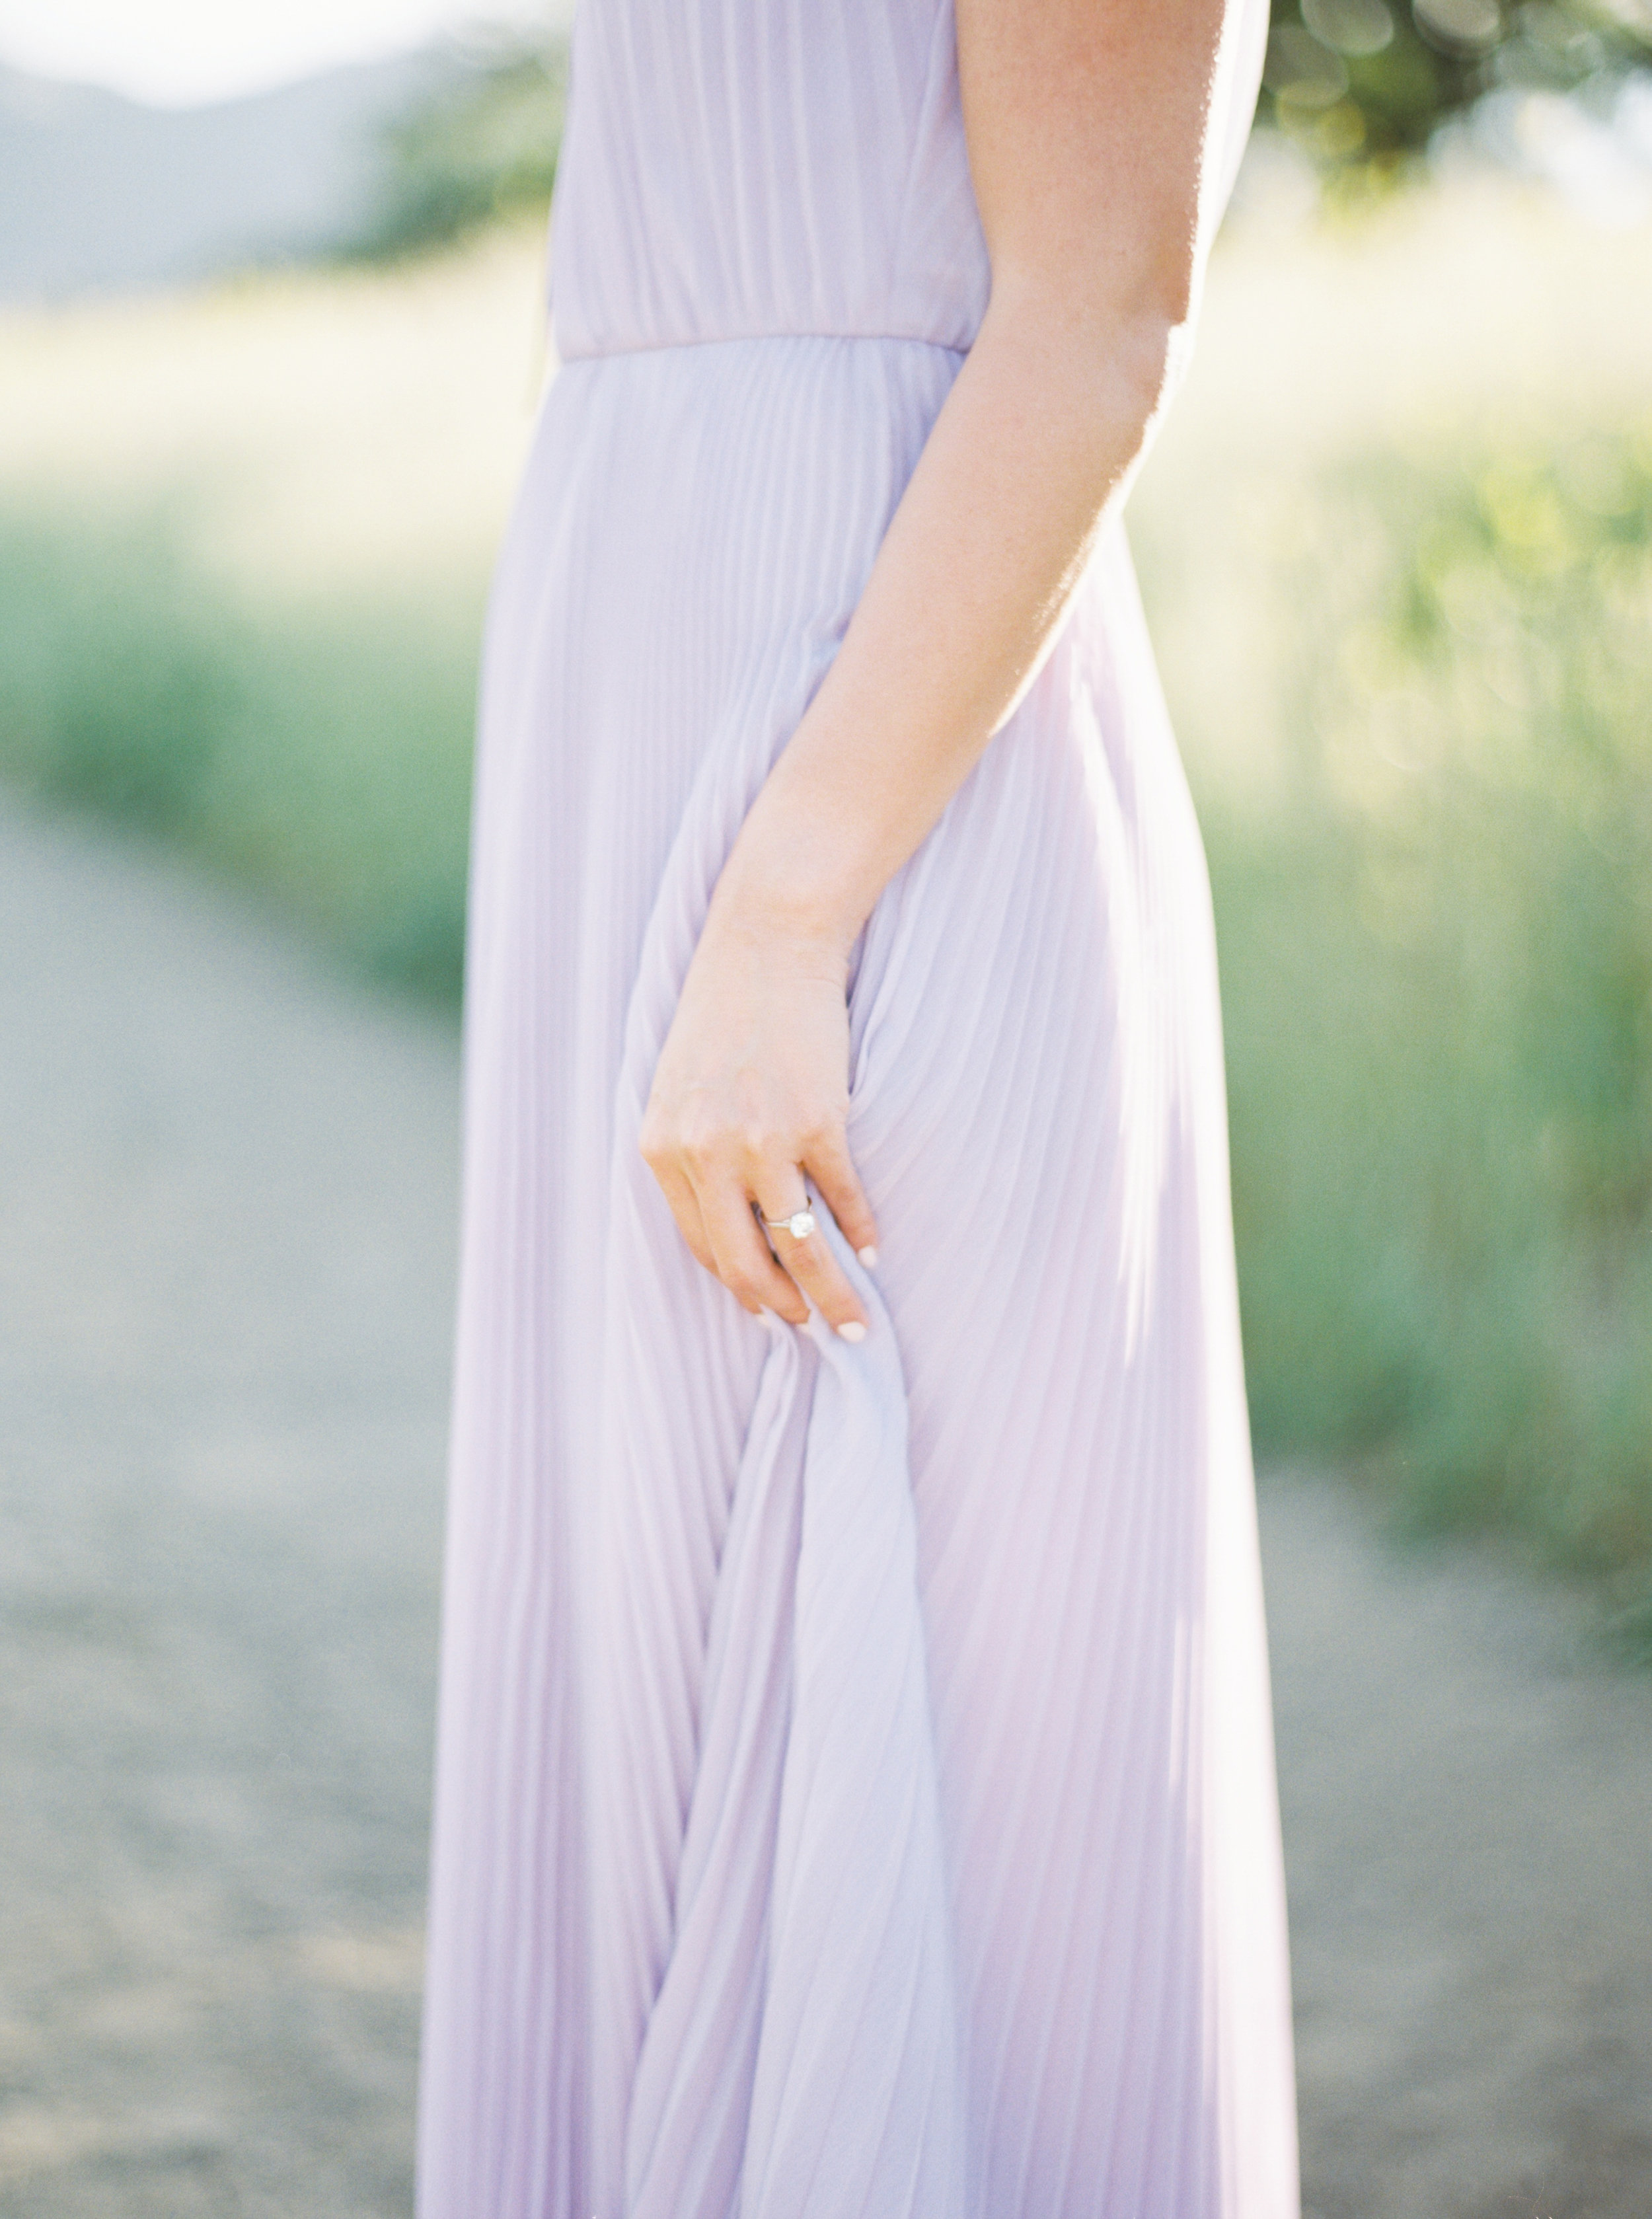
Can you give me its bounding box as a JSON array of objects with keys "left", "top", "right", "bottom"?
[{"left": 417, "top": 2, "right": 1297, "bottom": 2214}]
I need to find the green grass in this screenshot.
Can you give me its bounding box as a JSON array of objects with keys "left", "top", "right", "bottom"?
[
  {"left": 3, "top": 187, "right": 1650, "bottom": 1621},
  {"left": 1188, "top": 421, "right": 1652, "bottom": 1593},
  {"left": 0, "top": 500, "right": 482, "bottom": 1000}
]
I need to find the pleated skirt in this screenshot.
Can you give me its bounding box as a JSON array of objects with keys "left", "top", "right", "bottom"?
[{"left": 416, "top": 332, "right": 1298, "bottom": 2219}]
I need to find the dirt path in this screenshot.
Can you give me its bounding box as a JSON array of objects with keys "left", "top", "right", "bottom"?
[{"left": 1, "top": 798, "right": 1649, "bottom": 2218}]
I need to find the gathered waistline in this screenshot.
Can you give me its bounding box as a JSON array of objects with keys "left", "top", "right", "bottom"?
[{"left": 554, "top": 327, "right": 972, "bottom": 365}]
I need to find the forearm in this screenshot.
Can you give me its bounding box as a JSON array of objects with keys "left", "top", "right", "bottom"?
[{"left": 708, "top": 284, "right": 1183, "bottom": 960}]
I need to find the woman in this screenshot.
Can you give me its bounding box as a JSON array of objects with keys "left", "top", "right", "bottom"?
[{"left": 418, "top": 0, "right": 1298, "bottom": 2212}]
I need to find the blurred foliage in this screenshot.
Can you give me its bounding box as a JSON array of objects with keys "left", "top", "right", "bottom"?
[
  {"left": 0, "top": 519, "right": 241, "bottom": 830},
  {"left": 1202, "top": 414, "right": 1652, "bottom": 1597},
  {"left": 344, "top": 42, "right": 567, "bottom": 262},
  {"left": 1263, "top": 0, "right": 1652, "bottom": 170},
  {"left": 0, "top": 507, "right": 478, "bottom": 999}
]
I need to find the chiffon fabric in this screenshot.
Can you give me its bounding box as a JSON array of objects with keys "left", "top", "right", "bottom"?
[{"left": 417, "top": 2, "right": 1299, "bottom": 2213}]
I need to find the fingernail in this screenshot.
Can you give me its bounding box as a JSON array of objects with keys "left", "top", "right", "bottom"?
[
  {"left": 857, "top": 1246, "right": 879, "bottom": 1269},
  {"left": 837, "top": 1320, "right": 868, "bottom": 1343}
]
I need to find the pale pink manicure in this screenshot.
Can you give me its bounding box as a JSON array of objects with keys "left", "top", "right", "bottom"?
[
  {"left": 837, "top": 1320, "right": 868, "bottom": 1343},
  {"left": 857, "top": 1246, "right": 879, "bottom": 1269}
]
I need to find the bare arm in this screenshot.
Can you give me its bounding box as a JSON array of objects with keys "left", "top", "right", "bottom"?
[{"left": 640, "top": 0, "right": 1239, "bottom": 1334}]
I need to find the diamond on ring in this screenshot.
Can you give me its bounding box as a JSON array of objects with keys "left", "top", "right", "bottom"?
[{"left": 765, "top": 1207, "right": 816, "bottom": 1241}]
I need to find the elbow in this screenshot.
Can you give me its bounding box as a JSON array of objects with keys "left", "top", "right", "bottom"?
[
  {"left": 1088, "top": 226, "right": 1202, "bottom": 414},
  {"left": 987, "top": 233, "right": 1199, "bottom": 425},
  {"left": 1100, "top": 300, "right": 1183, "bottom": 427},
  {"left": 1132, "top": 219, "right": 1202, "bottom": 342}
]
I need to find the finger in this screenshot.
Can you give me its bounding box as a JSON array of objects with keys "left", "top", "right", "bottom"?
[
  {"left": 645, "top": 1154, "right": 720, "bottom": 1279},
  {"left": 801, "top": 1126, "right": 880, "bottom": 1270},
  {"left": 696, "top": 1170, "right": 809, "bottom": 1324},
  {"left": 755, "top": 1166, "right": 869, "bottom": 1341}
]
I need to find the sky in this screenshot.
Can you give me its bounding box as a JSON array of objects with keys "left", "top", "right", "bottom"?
[{"left": 0, "top": 0, "right": 571, "bottom": 107}]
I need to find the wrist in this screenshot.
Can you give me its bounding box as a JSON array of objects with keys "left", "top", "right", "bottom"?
[
  {"left": 706, "top": 860, "right": 866, "bottom": 976},
  {"left": 706, "top": 841, "right": 866, "bottom": 973}
]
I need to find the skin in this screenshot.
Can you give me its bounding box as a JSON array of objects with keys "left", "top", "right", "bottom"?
[{"left": 639, "top": 0, "right": 1238, "bottom": 1336}]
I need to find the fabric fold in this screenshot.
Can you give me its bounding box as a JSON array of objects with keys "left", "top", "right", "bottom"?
[{"left": 600, "top": 1198, "right": 967, "bottom": 2218}]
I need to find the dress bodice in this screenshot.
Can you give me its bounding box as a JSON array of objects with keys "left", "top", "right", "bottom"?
[
  {"left": 548, "top": 0, "right": 989, "bottom": 358},
  {"left": 548, "top": 0, "right": 1267, "bottom": 363}
]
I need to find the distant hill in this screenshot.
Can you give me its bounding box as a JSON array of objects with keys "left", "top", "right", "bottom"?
[{"left": 0, "top": 48, "right": 483, "bottom": 305}]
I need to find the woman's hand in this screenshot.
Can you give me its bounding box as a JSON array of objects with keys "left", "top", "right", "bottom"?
[{"left": 638, "top": 905, "right": 880, "bottom": 1338}]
